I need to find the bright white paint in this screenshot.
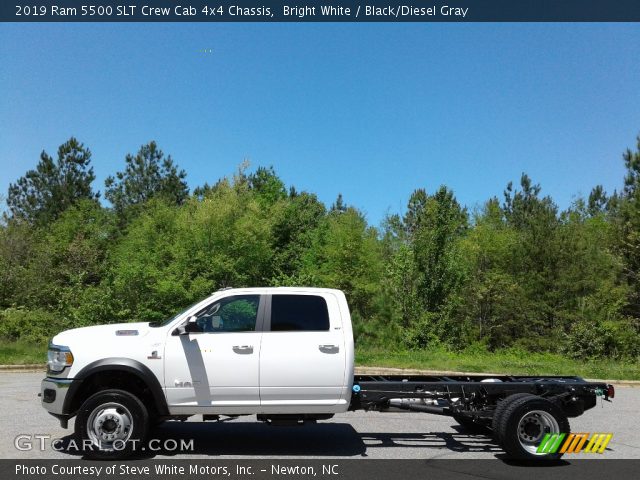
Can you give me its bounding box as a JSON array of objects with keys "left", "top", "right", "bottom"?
[{"left": 49, "top": 287, "right": 355, "bottom": 415}]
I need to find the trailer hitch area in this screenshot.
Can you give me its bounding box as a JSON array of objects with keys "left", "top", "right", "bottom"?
[
  {"left": 597, "top": 384, "right": 615, "bottom": 401},
  {"left": 593, "top": 384, "right": 614, "bottom": 401}
]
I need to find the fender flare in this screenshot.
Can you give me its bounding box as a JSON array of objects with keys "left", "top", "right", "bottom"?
[{"left": 63, "top": 358, "right": 168, "bottom": 416}]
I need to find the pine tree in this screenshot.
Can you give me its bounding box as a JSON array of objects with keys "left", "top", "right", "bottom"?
[
  {"left": 105, "top": 141, "right": 188, "bottom": 215},
  {"left": 6, "top": 137, "right": 98, "bottom": 225}
]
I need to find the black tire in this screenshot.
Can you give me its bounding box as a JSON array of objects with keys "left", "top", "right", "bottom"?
[
  {"left": 491, "top": 393, "right": 535, "bottom": 441},
  {"left": 452, "top": 414, "right": 488, "bottom": 433},
  {"left": 497, "top": 395, "right": 570, "bottom": 460},
  {"left": 74, "top": 389, "right": 149, "bottom": 460}
]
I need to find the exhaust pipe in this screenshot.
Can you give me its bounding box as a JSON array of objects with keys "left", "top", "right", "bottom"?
[{"left": 388, "top": 399, "right": 450, "bottom": 416}]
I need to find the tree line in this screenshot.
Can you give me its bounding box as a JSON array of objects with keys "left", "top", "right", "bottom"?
[{"left": 1, "top": 136, "right": 640, "bottom": 360}]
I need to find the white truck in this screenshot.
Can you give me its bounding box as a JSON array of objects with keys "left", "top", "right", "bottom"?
[{"left": 40, "top": 287, "right": 614, "bottom": 460}]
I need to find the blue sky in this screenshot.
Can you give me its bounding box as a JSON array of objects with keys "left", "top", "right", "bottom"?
[{"left": 1, "top": 23, "right": 638, "bottom": 226}]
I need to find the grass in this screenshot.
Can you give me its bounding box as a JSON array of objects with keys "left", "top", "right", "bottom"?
[
  {"left": 356, "top": 346, "right": 640, "bottom": 381},
  {"left": 0, "top": 339, "right": 638, "bottom": 381},
  {"left": 0, "top": 340, "right": 47, "bottom": 365}
]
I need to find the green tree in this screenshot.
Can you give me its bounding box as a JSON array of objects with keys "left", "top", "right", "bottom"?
[
  {"left": 587, "top": 185, "right": 608, "bottom": 217},
  {"left": 557, "top": 205, "right": 633, "bottom": 358},
  {"left": 12, "top": 202, "right": 114, "bottom": 313},
  {"left": 403, "top": 188, "right": 428, "bottom": 238},
  {"left": 385, "top": 243, "right": 420, "bottom": 329},
  {"left": 105, "top": 141, "right": 188, "bottom": 216},
  {"left": 503, "top": 174, "right": 561, "bottom": 340},
  {"left": 302, "top": 207, "right": 383, "bottom": 319},
  {"left": 411, "top": 186, "right": 468, "bottom": 312},
  {"left": 2, "top": 135, "right": 639, "bottom": 363},
  {"left": 107, "top": 176, "right": 275, "bottom": 323},
  {"left": 382, "top": 187, "right": 468, "bottom": 347},
  {"left": 247, "top": 166, "right": 287, "bottom": 206},
  {"left": 457, "top": 199, "right": 525, "bottom": 348},
  {"left": 617, "top": 134, "right": 640, "bottom": 317},
  {"left": 0, "top": 221, "right": 35, "bottom": 308},
  {"left": 270, "top": 191, "right": 326, "bottom": 280},
  {"left": 330, "top": 193, "right": 347, "bottom": 213},
  {"left": 6, "top": 137, "right": 98, "bottom": 225},
  {"left": 503, "top": 174, "right": 558, "bottom": 231}
]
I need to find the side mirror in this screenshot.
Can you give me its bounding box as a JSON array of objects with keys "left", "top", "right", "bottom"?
[{"left": 172, "top": 315, "right": 198, "bottom": 336}]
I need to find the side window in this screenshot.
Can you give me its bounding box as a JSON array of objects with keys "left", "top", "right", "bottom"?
[
  {"left": 193, "top": 295, "right": 260, "bottom": 333},
  {"left": 270, "top": 295, "right": 330, "bottom": 332}
]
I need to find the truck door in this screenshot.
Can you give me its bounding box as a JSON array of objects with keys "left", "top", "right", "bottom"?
[
  {"left": 259, "top": 293, "right": 346, "bottom": 406},
  {"left": 164, "top": 294, "right": 264, "bottom": 409}
]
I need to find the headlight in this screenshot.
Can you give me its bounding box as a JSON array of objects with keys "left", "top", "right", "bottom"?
[{"left": 47, "top": 345, "right": 74, "bottom": 374}]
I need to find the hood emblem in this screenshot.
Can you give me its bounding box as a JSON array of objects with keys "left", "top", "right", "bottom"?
[{"left": 116, "top": 329, "right": 139, "bottom": 336}]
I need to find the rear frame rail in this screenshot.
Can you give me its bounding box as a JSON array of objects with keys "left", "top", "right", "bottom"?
[{"left": 350, "top": 374, "right": 612, "bottom": 419}]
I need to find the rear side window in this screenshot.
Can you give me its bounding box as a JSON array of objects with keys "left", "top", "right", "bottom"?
[{"left": 270, "top": 295, "right": 330, "bottom": 332}]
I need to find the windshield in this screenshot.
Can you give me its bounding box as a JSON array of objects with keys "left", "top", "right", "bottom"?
[{"left": 148, "top": 299, "right": 204, "bottom": 328}]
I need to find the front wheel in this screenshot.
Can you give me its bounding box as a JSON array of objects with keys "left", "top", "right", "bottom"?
[
  {"left": 496, "top": 395, "right": 569, "bottom": 460},
  {"left": 74, "top": 389, "right": 149, "bottom": 459}
]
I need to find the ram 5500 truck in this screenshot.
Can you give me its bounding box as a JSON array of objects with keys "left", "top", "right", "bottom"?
[{"left": 40, "top": 287, "right": 614, "bottom": 460}]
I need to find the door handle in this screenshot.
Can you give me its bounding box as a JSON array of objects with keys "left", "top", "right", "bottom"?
[
  {"left": 319, "top": 344, "right": 339, "bottom": 354},
  {"left": 232, "top": 345, "right": 254, "bottom": 354}
]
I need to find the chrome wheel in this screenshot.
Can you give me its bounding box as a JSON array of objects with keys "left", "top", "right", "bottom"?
[
  {"left": 86, "top": 402, "right": 133, "bottom": 451},
  {"left": 517, "top": 409, "right": 560, "bottom": 455}
]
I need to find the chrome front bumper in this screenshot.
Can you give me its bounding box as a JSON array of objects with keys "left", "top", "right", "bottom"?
[{"left": 40, "top": 377, "right": 73, "bottom": 415}]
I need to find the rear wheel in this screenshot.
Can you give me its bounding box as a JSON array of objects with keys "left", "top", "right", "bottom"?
[
  {"left": 491, "top": 393, "right": 535, "bottom": 441},
  {"left": 497, "top": 395, "right": 569, "bottom": 460}
]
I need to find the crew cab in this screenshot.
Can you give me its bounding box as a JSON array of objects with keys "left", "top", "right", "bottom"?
[{"left": 40, "top": 287, "right": 613, "bottom": 460}]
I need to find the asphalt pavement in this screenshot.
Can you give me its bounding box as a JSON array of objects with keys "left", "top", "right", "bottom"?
[{"left": 1, "top": 372, "right": 638, "bottom": 459}]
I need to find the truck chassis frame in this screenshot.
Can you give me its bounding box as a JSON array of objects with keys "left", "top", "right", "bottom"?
[{"left": 348, "top": 374, "right": 613, "bottom": 459}]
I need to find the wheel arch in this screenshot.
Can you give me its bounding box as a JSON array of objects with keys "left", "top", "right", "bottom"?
[{"left": 64, "top": 358, "right": 168, "bottom": 417}]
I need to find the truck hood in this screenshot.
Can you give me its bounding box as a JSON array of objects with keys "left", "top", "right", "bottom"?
[{"left": 51, "top": 322, "right": 153, "bottom": 346}]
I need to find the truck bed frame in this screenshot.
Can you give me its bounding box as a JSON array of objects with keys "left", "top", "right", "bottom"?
[{"left": 350, "top": 374, "right": 613, "bottom": 423}]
